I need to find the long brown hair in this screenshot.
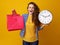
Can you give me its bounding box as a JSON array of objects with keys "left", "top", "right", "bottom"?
[{"left": 27, "top": 2, "right": 41, "bottom": 28}]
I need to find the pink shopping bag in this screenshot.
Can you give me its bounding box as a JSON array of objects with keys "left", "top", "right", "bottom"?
[{"left": 7, "top": 10, "right": 24, "bottom": 31}]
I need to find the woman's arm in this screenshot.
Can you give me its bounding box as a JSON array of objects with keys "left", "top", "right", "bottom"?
[
  {"left": 37, "top": 24, "right": 47, "bottom": 31},
  {"left": 40, "top": 24, "right": 45, "bottom": 29}
]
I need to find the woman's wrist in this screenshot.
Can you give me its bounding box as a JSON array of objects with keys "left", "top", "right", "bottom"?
[
  {"left": 40, "top": 24, "right": 45, "bottom": 28},
  {"left": 41, "top": 24, "right": 49, "bottom": 29}
]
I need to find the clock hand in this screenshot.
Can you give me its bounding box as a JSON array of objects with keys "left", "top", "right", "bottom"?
[{"left": 42, "top": 15, "right": 50, "bottom": 18}]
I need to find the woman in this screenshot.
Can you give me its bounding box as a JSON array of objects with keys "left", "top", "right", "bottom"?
[{"left": 20, "top": 2, "right": 46, "bottom": 45}]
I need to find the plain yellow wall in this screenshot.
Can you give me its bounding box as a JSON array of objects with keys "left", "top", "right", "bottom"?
[{"left": 0, "top": 0, "right": 60, "bottom": 45}]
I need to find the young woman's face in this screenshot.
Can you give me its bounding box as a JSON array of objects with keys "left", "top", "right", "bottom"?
[{"left": 27, "top": 4, "right": 34, "bottom": 15}]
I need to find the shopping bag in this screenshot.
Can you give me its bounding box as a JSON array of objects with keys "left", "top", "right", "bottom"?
[{"left": 7, "top": 10, "right": 24, "bottom": 31}]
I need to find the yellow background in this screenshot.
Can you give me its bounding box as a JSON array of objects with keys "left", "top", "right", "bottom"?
[{"left": 0, "top": 0, "right": 60, "bottom": 45}]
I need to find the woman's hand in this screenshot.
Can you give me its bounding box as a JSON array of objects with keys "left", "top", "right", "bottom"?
[{"left": 40, "top": 24, "right": 48, "bottom": 29}]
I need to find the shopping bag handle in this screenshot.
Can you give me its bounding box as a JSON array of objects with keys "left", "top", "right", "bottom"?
[{"left": 12, "top": 9, "right": 19, "bottom": 15}]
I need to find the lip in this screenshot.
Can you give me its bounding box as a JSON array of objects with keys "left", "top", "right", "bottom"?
[{"left": 30, "top": 11, "right": 33, "bottom": 12}]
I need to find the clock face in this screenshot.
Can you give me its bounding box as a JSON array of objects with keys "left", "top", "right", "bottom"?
[{"left": 38, "top": 10, "right": 53, "bottom": 24}]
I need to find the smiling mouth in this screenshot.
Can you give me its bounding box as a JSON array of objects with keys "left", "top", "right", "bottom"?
[{"left": 30, "top": 11, "right": 33, "bottom": 12}]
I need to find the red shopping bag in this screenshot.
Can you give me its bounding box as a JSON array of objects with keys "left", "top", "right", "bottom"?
[{"left": 7, "top": 10, "right": 24, "bottom": 31}]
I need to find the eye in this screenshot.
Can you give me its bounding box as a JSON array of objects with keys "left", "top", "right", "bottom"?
[
  {"left": 29, "top": 7, "right": 31, "bottom": 8},
  {"left": 32, "top": 7, "right": 34, "bottom": 9}
]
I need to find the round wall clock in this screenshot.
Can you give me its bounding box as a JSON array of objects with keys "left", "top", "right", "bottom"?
[{"left": 38, "top": 10, "right": 53, "bottom": 24}]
